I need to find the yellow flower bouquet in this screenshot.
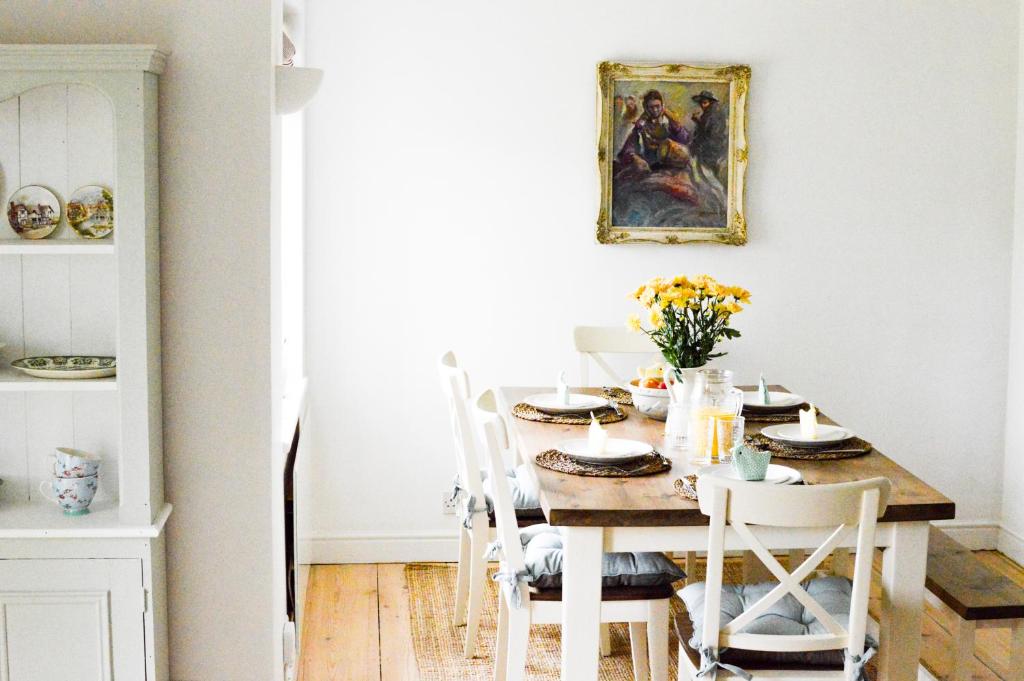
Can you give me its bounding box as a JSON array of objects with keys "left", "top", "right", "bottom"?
[{"left": 628, "top": 274, "right": 750, "bottom": 370}]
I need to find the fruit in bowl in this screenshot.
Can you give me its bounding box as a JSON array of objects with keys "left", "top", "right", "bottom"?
[{"left": 627, "top": 370, "right": 671, "bottom": 421}]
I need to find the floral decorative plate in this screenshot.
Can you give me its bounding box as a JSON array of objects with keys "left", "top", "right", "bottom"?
[
  {"left": 6, "top": 185, "right": 61, "bottom": 239},
  {"left": 11, "top": 356, "right": 116, "bottom": 379},
  {"left": 67, "top": 185, "right": 113, "bottom": 239}
]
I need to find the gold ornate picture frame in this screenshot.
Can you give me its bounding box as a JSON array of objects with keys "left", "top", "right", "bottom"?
[{"left": 597, "top": 62, "right": 750, "bottom": 245}]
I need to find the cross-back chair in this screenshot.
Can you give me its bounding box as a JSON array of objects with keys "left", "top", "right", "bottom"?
[
  {"left": 678, "top": 475, "right": 892, "bottom": 681},
  {"left": 476, "top": 389, "right": 674, "bottom": 681},
  {"left": 573, "top": 325, "right": 660, "bottom": 387}
]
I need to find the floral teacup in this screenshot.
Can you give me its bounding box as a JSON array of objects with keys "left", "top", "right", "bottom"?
[
  {"left": 51, "top": 447, "right": 101, "bottom": 478},
  {"left": 39, "top": 474, "right": 98, "bottom": 515}
]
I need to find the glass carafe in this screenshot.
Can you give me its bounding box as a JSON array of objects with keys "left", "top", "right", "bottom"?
[{"left": 688, "top": 369, "right": 743, "bottom": 464}]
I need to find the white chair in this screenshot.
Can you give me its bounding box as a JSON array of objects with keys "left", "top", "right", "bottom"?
[
  {"left": 475, "top": 389, "right": 674, "bottom": 681},
  {"left": 573, "top": 325, "right": 660, "bottom": 387},
  {"left": 677, "top": 475, "right": 892, "bottom": 681},
  {"left": 439, "top": 351, "right": 546, "bottom": 658}
]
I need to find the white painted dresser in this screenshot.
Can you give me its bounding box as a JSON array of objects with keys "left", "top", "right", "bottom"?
[{"left": 0, "top": 45, "right": 170, "bottom": 681}]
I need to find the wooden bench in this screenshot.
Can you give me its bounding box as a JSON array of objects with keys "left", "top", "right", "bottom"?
[{"left": 925, "top": 527, "right": 1024, "bottom": 681}]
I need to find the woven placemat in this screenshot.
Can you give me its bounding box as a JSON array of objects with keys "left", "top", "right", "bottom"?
[
  {"left": 742, "top": 409, "right": 802, "bottom": 424},
  {"left": 674, "top": 475, "right": 699, "bottom": 500},
  {"left": 534, "top": 449, "right": 671, "bottom": 477},
  {"left": 602, "top": 386, "right": 633, "bottom": 406},
  {"left": 746, "top": 433, "right": 873, "bottom": 460},
  {"left": 512, "top": 403, "right": 625, "bottom": 425}
]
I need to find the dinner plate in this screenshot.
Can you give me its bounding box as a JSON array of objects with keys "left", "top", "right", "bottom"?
[
  {"left": 742, "top": 391, "right": 806, "bottom": 412},
  {"left": 760, "top": 424, "right": 854, "bottom": 448},
  {"left": 524, "top": 392, "right": 608, "bottom": 415},
  {"left": 697, "top": 463, "right": 801, "bottom": 485},
  {"left": 558, "top": 438, "right": 653, "bottom": 465}
]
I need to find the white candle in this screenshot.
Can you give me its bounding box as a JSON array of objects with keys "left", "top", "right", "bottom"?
[{"left": 799, "top": 403, "right": 818, "bottom": 440}]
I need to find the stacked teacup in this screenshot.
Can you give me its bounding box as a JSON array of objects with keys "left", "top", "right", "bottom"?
[{"left": 39, "top": 447, "right": 101, "bottom": 515}]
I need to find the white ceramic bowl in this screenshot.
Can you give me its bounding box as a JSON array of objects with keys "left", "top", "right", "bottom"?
[{"left": 626, "top": 379, "right": 670, "bottom": 421}]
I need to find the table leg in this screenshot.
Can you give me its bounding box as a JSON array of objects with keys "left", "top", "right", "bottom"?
[
  {"left": 561, "top": 526, "right": 603, "bottom": 681},
  {"left": 878, "top": 521, "right": 929, "bottom": 681}
]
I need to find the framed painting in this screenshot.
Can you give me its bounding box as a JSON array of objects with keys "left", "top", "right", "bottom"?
[{"left": 597, "top": 62, "right": 750, "bottom": 245}]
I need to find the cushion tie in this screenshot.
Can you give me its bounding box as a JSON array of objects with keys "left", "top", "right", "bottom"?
[
  {"left": 484, "top": 540, "right": 502, "bottom": 560},
  {"left": 460, "top": 494, "right": 487, "bottom": 529},
  {"left": 492, "top": 569, "right": 532, "bottom": 608},
  {"left": 446, "top": 474, "right": 462, "bottom": 504},
  {"left": 846, "top": 646, "right": 876, "bottom": 681},
  {"left": 696, "top": 646, "right": 752, "bottom": 681}
]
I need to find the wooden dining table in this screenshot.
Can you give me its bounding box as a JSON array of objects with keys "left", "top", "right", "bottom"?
[{"left": 497, "top": 386, "right": 955, "bottom": 681}]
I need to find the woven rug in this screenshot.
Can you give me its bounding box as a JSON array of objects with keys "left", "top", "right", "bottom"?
[{"left": 404, "top": 561, "right": 743, "bottom": 680}]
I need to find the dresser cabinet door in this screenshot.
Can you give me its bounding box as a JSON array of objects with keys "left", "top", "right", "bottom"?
[{"left": 0, "top": 559, "right": 145, "bottom": 681}]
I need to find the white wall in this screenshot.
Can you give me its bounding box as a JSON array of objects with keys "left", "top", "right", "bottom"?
[
  {"left": 304, "top": 0, "right": 1019, "bottom": 561},
  {"left": 1003, "top": 1, "right": 1024, "bottom": 566},
  {"left": 0, "top": 3, "right": 285, "bottom": 680}
]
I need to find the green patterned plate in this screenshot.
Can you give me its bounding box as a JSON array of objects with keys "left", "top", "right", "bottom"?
[{"left": 11, "top": 356, "right": 116, "bottom": 379}]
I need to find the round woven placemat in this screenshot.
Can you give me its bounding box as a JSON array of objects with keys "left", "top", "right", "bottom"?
[
  {"left": 746, "top": 433, "right": 873, "bottom": 460},
  {"left": 534, "top": 449, "right": 671, "bottom": 477},
  {"left": 673, "top": 475, "right": 699, "bottom": 500},
  {"left": 512, "top": 403, "right": 625, "bottom": 425},
  {"left": 742, "top": 409, "right": 802, "bottom": 424},
  {"left": 602, "top": 386, "right": 633, "bottom": 406}
]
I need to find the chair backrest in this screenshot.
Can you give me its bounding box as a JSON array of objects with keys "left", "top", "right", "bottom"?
[
  {"left": 695, "top": 475, "right": 892, "bottom": 660},
  {"left": 474, "top": 390, "right": 529, "bottom": 580},
  {"left": 573, "top": 325, "right": 660, "bottom": 387},
  {"left": 437, "top": 351, "right": 486, "bottom": 507}
]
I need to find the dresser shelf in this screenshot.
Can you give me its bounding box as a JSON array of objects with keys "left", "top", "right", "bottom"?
[
  {"left": 0, "top": 366, "right": 117, "bottom": 391},
  {"left": 0, "top": 238, "right": 115, "bottom": 255},
  {"left": 0, "top": 500, "right": 171, "bottom": 539}
]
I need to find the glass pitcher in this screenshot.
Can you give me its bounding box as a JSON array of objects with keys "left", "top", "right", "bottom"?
[{"left": 688, "top": 369, "right": 743, "bottom": 464}]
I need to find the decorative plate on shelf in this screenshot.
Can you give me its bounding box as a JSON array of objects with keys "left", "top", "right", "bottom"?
[
  {"left": 11, "top": 356, "right": 116, "bottom": 379},
  {"left": 67, "top": 185, "right": 113, "bottom": 239},
  {"left": 6, "top": 185, "right": 61, "bottom": 239}
]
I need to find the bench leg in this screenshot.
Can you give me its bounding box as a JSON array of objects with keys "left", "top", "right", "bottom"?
[
  {"left": 1009, "top": 619, "right": 1024, "bottom": 681},
  {"left": 950, "top": 617, "right": 975, "bottom": 681}
]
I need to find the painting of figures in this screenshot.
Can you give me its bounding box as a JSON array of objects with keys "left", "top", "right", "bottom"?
[{"left": 597, "top": 63, "right": 750, "bottom": 245}]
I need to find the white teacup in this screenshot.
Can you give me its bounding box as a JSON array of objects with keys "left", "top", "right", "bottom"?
[
  {"left": 51, "top": 447, "right": 101, "bottom": 478},
  {"left": 39, "top": 474, "right": 98, "bottom": 515}
]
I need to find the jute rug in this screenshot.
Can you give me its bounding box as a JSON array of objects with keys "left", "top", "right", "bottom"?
[{"left": 405, "top": 560, "right": 743, "bottom": 680}]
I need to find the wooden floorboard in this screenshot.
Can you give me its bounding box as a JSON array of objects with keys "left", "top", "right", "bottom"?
[
  {"left": 299, "top": 551, "right": 1024, "bottom": 681},
  {"left": 379, "top": 563, "right": 420, "bottom": 681},
  {"left": 299, "top": 564, "right": 381, "bottom": 681}
]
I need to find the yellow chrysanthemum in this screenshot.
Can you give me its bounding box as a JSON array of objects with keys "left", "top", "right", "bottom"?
[
  {"left": 725, "top": 301, "right": 742, "bottom": 314},
  {"left": 627, "top": 314, "right": 642, "bottom": 332},
  {"left": 639, "top": 288, "right": 656, "bottom": 308},
  {"left": 632, "top": 285, "right": 647, "bottom": 300},
  {"left": 671, "top": 274, "right": 693, "bottom": 288},
  {"left": 649, "top": 308, "right": 664, "bottom": 329}
]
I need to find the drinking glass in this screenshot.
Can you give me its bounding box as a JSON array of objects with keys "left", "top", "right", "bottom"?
[{"left": 714, "top": 415, "right": 745, "bottom": 463}]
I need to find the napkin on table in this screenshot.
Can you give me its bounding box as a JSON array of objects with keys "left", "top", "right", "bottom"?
[
  {"left": 587, "top": 412, "right": 609, "bottom": 456},
  {"left": 799, "top": 403, "right": 818, "bottom": 439},
  {"left": 556, "top": 370, "right": 570, "bottom": 406}
]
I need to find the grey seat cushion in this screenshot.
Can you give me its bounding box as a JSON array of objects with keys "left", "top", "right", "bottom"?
[
  {"left": 517, "top": 524, "right": 686, "bottom": 588},
  {"left": 677, "top": 576, "right": 874, "bottom": 667},
  {"left": 480, "top": 463, "right": 542, "bottom": 515},
  {"left": 457, "top": 464, "right": 543, "bottom": 516}
]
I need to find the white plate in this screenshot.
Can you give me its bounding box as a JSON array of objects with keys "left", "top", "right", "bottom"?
[
  {"left": 698, "top": 463, "right": 801, "bottom": 485},
  {"left": 524, "top": 392, "right": 608, "bottom": 415},
  {"left": 761, "top": 424, "right": 854, "bottom": 448},
  {"left": 742, "top": 391, "right": 805, "bottom": 411},
  {"left": 558, "top": 438, "right": 653, "bottom": 465}
]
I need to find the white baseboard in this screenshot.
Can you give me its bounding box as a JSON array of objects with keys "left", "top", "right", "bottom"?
[
  {"left": 931, "top": 519, "right": 1001, "bottom": 550},
  {"left": 302, "top": 532, "right": 460, "bottom": 564},
  {"left": 998, "top": 524, "right": 1024, "bottom": 565}
]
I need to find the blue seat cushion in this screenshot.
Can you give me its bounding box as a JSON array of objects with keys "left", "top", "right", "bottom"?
[
  {"left": 517, "top": 524, "right": 686, "bottom": 588},
  {"left": 677, "top": 576, "right": 875, "bottom": 667}
]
